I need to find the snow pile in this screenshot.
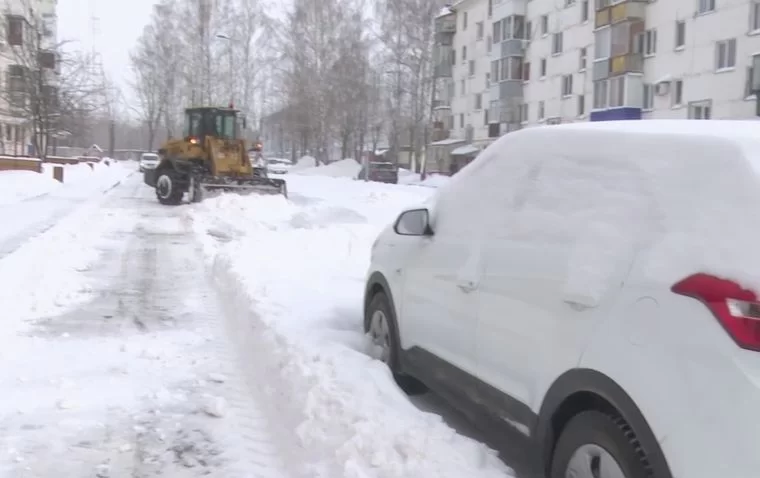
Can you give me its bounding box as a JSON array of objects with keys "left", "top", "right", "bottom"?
[
  {"left": 187, "top": 175, "right": 512, "bottom": 477},
  {"left": 0, "top": 159, "right": 131, "bottom": 205},
  {"left": 0, "top": 170, "right": 60, "bottom": 204},
  {"left": 292, "top": 158, "right": 361, "bottom": 178},
  {"left": 0, "top": 185, "right": 129, "bottom": 340},
  {"left": 290, "top": 155, "right": 317, "bottom": 171}
]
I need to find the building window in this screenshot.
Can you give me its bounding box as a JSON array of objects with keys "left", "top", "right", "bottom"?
[
  {"left": 477, "top": 21, "right": 484, "bottom": 40},
  {"left": 715, "top": 39, "right": 737, "bottom": 70},
  {"left": 672, "top": 79, "right": 683, "bottom": 106},
  {"left": 501, "top": 15, "right": 526, "bottom": 40},
  {"left": 540, "top": 15, "right": 548, "bottom": 36},
  {"left": 538, "top": 101, "right": 545, "bottom": 120},
  {"left": 460, "top": 113, "right": 464, "bottom": 128},
  {"left": 475, "top": 93, "right": 483, "bottom": 110},
  {"left": 469, "top": 59, "right": 476, "bottom": 76},
  {"left": 462, "top": 46, "right": 467, "bottom": 61},
  {"left": 578, "top": 94, "right": 585, "bottom": 116},
  {"left": 562, "top": 74, "right": 573, "bottom": 96},
  {"left": 579, "top": 47, "right": 587, "bottom": 70},
  {"left": 688, "top": 100, "right": 712, "bottom": 119},
  {"left": 485, "top": 72, "right": 490, "bottom": 88},
  {"left": 752, "top": 0, "right": 760, "bottom": 31},
  {"left": 461, "top": 79, "right": 465, "bottom": 95},
  {"left": 552, "top": 32, "right": 564, "bottom": 54},
  {"left": 540, "top": 58, "right": 547, "bottom": 77},
  {"left": 523, "top": 62, "right": 531, "bottom": 81},
  {"left": 745, "top": 54, "right": 760, "bottom": 97},
  {"left": 487, "top": 35, "right": 492, "bottom": 53},
  {"left": 609, "top": 76, "right": 625, "bottom": 107},
  {"left": 520, "top": 103, "right": 528, "bottom": 122},
  {"left": 565, "top": 0, "right": 576, "bottom": 5},
  {"left": 526, "top": 21, "right": 532, "bottom": 39},
  {"left": 636, "top": 29, "right": 657, "bottom": 56},
  {"left": 39, "top": 51, "right": 56, "bottom": 69},
  {"left": 6, "top": 15, "right": 23, "bottom": 46},
  {"left": 491, "top": 60, "right": 499, "bottom": 82},
  {"left": 643, "top": 83, "right": 654, "bottom": 110},
  {"left": 493, "top": 19, "right": 502, "bottom": 43},
  {"left": 697, "top": 0, "right": 715, "bottom": 15},
  {"left": 675, "top": 21, "right": 685, "bottom": 49},
  {"left": 595, "top": 27, "right": 611, "bottom": 59},
  {"left": 463, "top": 11, "right": 468, "bottom": 29},
  {"left": 500, "top": 56, "right": 523, "bottom": 80},
  {"left": 581, "top": 0, "right": 589, "bottom": 22}
]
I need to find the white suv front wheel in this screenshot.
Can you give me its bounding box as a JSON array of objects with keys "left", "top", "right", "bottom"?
[{"left": 551, "top": 411, "right": 652, "bottom": 478}]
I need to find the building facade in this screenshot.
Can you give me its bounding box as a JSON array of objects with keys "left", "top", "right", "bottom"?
[
  {"left": 432, "top": 0, "right": 760, "bottom": 146},
  {"left": 0, "top": 0, "right": 58, "bottom": 156}
]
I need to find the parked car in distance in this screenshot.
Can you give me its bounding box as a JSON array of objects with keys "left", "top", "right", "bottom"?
[
  {"left": 139, "top": 152, "right": 159, "bottom": 172},
  {"left": 363, "top": 119, "right": 760, "bottom": 478},
  {"left": 267, "top": 157, "right": 293, "bottom": 175},
  {"left": 357, "top": 161, "right": 398, "bottom": 184}
]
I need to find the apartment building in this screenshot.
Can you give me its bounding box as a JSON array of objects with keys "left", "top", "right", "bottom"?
[
  {"left": 433, "top": 0, "right": 760, "bottom": 143},
  {"left": 0, "top": 0, "right": 58, "bottom": 156}
]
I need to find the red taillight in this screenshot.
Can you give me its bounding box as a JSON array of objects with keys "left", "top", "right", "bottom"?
[{"left": 672, "top": 273, "right": 760, "bottom": 351}]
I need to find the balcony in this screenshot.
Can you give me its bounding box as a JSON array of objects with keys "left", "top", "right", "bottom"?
[
  {"left": 435, "top": 15, "right": 456, "bottom": 34},
  {"left": 595, "top": 8, "right": 610, "bottom": 28},
  {"left": 592, "top": 59, "right": 610, "bottom": 80},
  {"left": 434, "top": 63, "right": 452, "bottom": 78},
  {"left": 610, "top": 53, "right": 643, "bottom": 74},
  {"left": 610, "top": 1, "right": 645, "bottom": 24}
]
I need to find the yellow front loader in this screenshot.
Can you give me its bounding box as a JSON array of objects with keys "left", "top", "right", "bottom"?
[{"left": 143, "top": 106, "right": 287, "bottom": 205}]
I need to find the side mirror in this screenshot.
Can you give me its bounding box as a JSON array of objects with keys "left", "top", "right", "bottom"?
[{"left": 394, "top": 208, "right": 433, "bottom": 236}]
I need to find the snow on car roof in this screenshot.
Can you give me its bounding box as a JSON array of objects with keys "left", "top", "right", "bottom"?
[{"left": 439, "top": 119, "right": 760, "bottom": 297}]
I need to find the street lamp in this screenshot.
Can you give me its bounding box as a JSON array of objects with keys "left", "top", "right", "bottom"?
[{"left": 215, "top": 33, "right": 234, "bottom": 105}]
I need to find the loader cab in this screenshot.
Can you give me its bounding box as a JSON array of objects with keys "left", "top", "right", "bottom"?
[{"left": 183, "top": 107, "right": 240, "bottom": 142}]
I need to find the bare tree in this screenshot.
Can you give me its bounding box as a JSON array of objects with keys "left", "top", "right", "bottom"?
[
  {"left": 0, "top": 0, "right": 106, "bottom": 158},
  {"left": 130, "top": 25, "right": 164, "bottom": 150}
]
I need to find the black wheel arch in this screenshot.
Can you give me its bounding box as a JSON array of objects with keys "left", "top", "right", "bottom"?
[
  {"left": 537, "top": 368, "right": 673, "bottom": 477},
  {"left": 364, "top": 271, "right": 397, "bottom": 331}
]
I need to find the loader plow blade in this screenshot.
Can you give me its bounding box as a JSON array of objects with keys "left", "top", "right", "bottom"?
[{"left": 198, "top": 176, "right": 288, "bottom": 198}]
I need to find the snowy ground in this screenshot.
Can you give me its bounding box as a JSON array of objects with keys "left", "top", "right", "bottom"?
[{"left": 0, "top": 165, "right": 527, "bottom": 477}]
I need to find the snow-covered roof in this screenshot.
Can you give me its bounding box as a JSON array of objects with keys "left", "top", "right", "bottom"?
[
  {"left": 436, "top": 6, "right": 454, "bottom": 18},
  {"left": 451, "top": 145, "right": 479, "bottom": 155},
  {"left": 656, "top": 74, "right": 673, "bottom": 84},
  {"left": 431, "top": 138, "right": 464, "bottom": 146}
]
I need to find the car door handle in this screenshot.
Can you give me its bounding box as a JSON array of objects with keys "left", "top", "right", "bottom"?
[{"left": 457, "top": 280, "right": 478, "bottom": 293}]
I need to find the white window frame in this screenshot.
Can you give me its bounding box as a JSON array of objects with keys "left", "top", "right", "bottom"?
[
  {"left": 745, "top": 54, "right": 760, "bottom": 98},
  {"left": 579, "top": 47, "right": 587, "bottom": 71},
  {"left": 577, "top": 94, "right": 585, "bottom": 116},
  {"left": 552, "top": 32, "right": 564, "bottom": 55},
  {"left": 477, "top": 21, "right": 484, "bottom": 40},
  {"left": 688, "top": 99, "right": 712, "bottom": 119},
  {"left": 715, "top": 38, "right": 737, "bottom": 71},
  {"left": 697, "top": 0, "right": 715, "bottom": 15},
  {"left": 751, "top": 0, "right": 760, "bottom": 32},
  {"left": 540, "top": 57, "right": 547, "bottom": 78},
  {"left": 520, "top": 103, "right": 528, "bottom": 123},
  {"left": 581, "top": 0, "right": 589, "bottom": 22},
  {"left": 469, "top": 59, "right": 476, "bottom": 76},
  {"left": 643, "top": 83, "right": 654, "bottom": 110},
  {"left": 675, "top": 20, "right": 685, "bottom": 50},
  {"left": 538, "top": 100, "right": 545, "bottom": 120},
  {"left": 475, "top": 93, "right": 483, "bottom": 110},
  {"left": 593, "top": 80, "right": 608, "bottom": 109},
  {"left": 561, "top": 74, "right": 573, "bottom": 97},
  {"left": 671, "top": 79, "right": 683, "bottom": 106},
  {"left": 608, "top": 76, "right": 625, "bottom": 107},
  {"left": 540, "top": 15, "right": 549, "bottom": 36},
  {"left": 594, "top": 26, "right": 611, "bottom": 60}
]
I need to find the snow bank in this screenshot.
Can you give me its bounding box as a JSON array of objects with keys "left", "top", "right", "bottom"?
[
  {"left": 0, "top": 178, "right": 131, "bottom": 341},
  {"left": 187, "top": 175, "right": 512, "bottom": 477},
  {"left": 292, "top": 158, "right": 361, "bottom": 178},
  {"left": 0, "top": 159, "right": 131, "bottom": 205},
  {"left": 290, "top": 155, "right": 317, "bottom": 171},
  {"left": 0, "top": 170, "right": 60, "bottom": 204}
]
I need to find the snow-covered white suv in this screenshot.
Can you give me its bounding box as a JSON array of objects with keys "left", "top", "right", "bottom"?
[{"left": 363, "top": 120, "right": 760, "bottom": 478}]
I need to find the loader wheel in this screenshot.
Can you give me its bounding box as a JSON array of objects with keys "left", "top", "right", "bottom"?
[{"left": 155, "top": 171, "right": 184, "bottom": 205}]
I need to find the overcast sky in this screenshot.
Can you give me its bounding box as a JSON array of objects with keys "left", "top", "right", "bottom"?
[{"left": 57, "top": 0, "right": 159, "bottom": 104}]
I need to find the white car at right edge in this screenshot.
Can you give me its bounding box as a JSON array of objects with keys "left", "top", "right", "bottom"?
[{"left": 363, "top": 120, "right": 760, "bottom": 478}]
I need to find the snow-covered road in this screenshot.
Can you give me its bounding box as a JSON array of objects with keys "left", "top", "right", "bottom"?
[
  {"left": 0, "top": 175, "right": 290, "bottom": 477},
  {"left": 0, "top": 167, "right": 530, "bottom": 477}
]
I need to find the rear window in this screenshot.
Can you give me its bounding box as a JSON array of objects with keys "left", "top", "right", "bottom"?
[
  {"left": 371, "top": 162, "right": 395, "bottom": 170},
  {"left": 142, "top": 154, "right": 158, "bottom": 160}
]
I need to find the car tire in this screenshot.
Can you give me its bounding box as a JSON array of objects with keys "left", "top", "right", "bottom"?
[
  {"left": 365, "top": 291, "right": 427, "bottom": 395},
  {"left": 155, "top": 171, "right": 184, "bottom": 205},
  {"left": 550, "top": 410, "right": 652, "bottom": 478}
]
